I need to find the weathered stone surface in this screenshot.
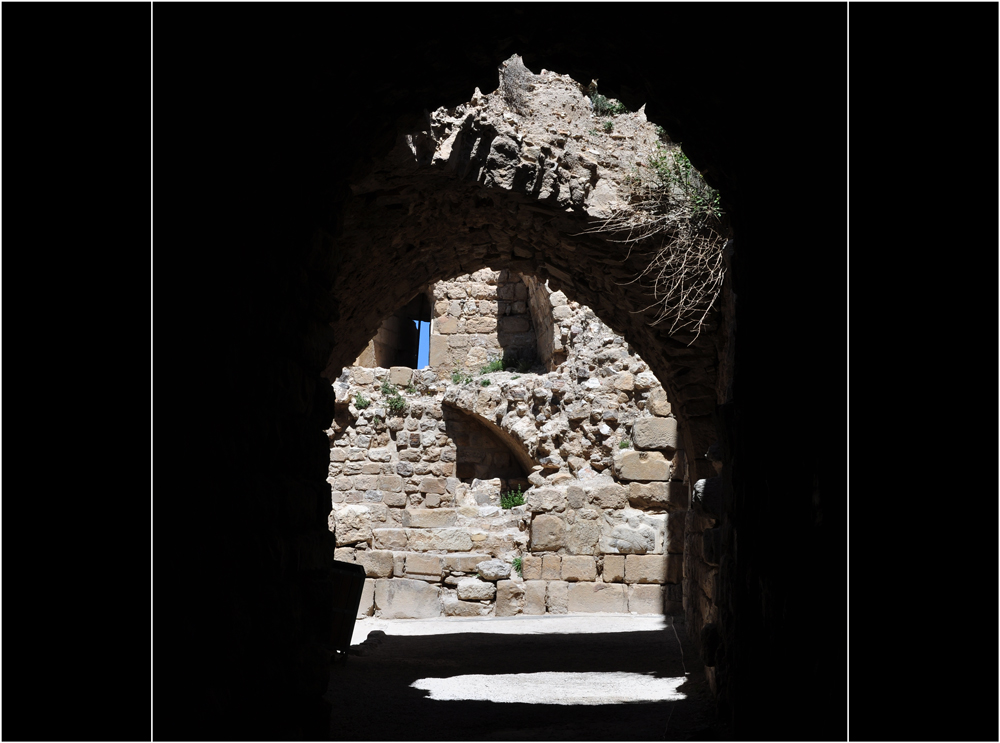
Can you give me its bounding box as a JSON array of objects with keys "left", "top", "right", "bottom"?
[
  {"left": 625, "top": 554, "right": 668, "bottom": 584},
  {"left": 374, "top": 579, "right": 441, "bottom": 619},
  {"left": 419, "top": 477, "right": 447, "bottom": 494},
  {"left": 405, "top": 553, "right": 443, "bottom": 580},
  {"left": 523, "top": 581, "right": 546, "bottom": 615},
  {"left": 404, "top": 528, "right": 474, "bottom": 552},
  {"left": 541, "top": 554, "right": 561, "bottom": 580},
  {"left": 628, "top": 584, "right": 666, "bottom": 614},
  {"left": 566, "top": 520, "right": 601, "bottom": 555},
  {"left": 668, "top": 481, "right": 689, "bottom": 510},
  {"left": 586, "top": 482, "right": 628, "bottom": 509},
  {"left": 531, "top": 514, "right": 565, "bottom": 550},
  {"left": 628, "top": 481, "right": 670, "bottom": 510},
  {"left": 561, "top": 555, "right": 597, "bottom": 582},
  {"left": 457, "top": 577, "right": 496, "bottom": 601},
  {"left": 402, "top": 508, "right": 457, "bottom": 528},
  {"left": 495, "top": 580, "right": 525, "bottom": 617},
  {"left": 603, "top": 554, "right": 625, "bottom": 582},
  {"left": 615, "top": 450, "right": 671, "bottom": 481},
  {"left": 546, "top": 580, "right": 569, "bottom": 614},
  {"left": 666, "top": 511, "right": 686, "bottom": 554},
  {"left": 358, "top": 578, "right": 376, "bottom": 618},
  {"left": 357, "top": 549, "right": 394, "bottom": 578},
  {"left": 388, "top": 366, "right": 413, "bottom": 387},
  {"left": 333, "top": 505, "right": 372, "bottom": 545},
  {"left": 372, "top": 528, "right": 407, "bottom": 550},
  {"left": 665, "top": 554, "right": 684, "bottom": 584},
  {"left": 442, "top": 593, "right": 489, "bottom": 617},
  {"left": 334, "top": 547, "right": 356, "bottom": 563},
  {"left": 526, "top": 487, "right": 568, "bottom": 513},
  {"left": 444, "top": 552, "right": 494, "bottom": 572},
  {"left": 477, "top": 558, "right": 512, "bottom": 581},
  {"left": 633, "top": 417, "right": 678, "bottom": 452},
  {"left": 522, "top": 555, "right": 542, "bottom": 580},
  {"left": 568, "top": 582, "right": 628, "bottom": 613},
  {"left": 647, "top": 388, "right": 672, "bottom": 417}
]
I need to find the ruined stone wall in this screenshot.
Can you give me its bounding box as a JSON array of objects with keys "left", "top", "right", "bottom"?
[
  {"left": 428, "top": 269, "right": 536, "bottom": 377},
  {"left": 329, "top": 279, "right": 698, "bottom": 619}
]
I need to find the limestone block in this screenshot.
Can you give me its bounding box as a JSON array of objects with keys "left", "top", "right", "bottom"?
[
  {"left": 372, "top": 528, "right": 408, "bottom": 550},
  {"left": 546, "top": 580, "right": 569, "bottom": 614},
  {"left": 647, "top": 388, "right": 671, "bottom": 417},
  {"left": 364, "top": 490, "right": 384, "bottom": 503},
  {"left": 442, "top": 594, "right": 488, "bottom": 617},
  {"left": 382, "top": 491, "right": 407, "bottom": 507},
  {"left": 378, "top": 474, "right": 403, "bottom": 492},
  {"left": 632, "top": 418, "right": 678, "bottom": 453},
  {"left": 457, "top": 577, "right": 496, "bottom": 601},
  {"left": 436, "top": 316, "right": 459, "bottom": 334},
  {"left": 357, "top": 550, "right": 394, "bottom": 578},
  {"left": 561, "top": 555, "right": 597, "bottom": 582},
  {"left": 331, "top": 476, "right": 353, "bottom": 492},
  {"left": 603, "top": 554, "right": 625, "bottom": 582},
  {"left": 406, "top": 553, "right": 444, "bottom": 581},
  {"left": 444, "top": 553, "right": 494, "bottom": 572},
  {"left": 361, "top": 462, "right": 382, "bottom": 475},
  {"left": 628, "top": 482, "right": 669, "bottom": 510},
  {"left": 374, "top": 579, "right": 441, "bottom": 619},
  {"left": 585, "top": 482, "right": 628, "bottom": 509},
  {"left": 388, "top": 367, "right": 412, "bottom": 387},
  {"left": 334, "top": 547, "right": 355, "bottom": 563},
  {"left": 523, "top": 581, "right": 547, "bottom": 615},
  {"left": 568, "top": 582, "right": 627, "bottom": 613},
  {"left": 477, "top": 558, "right": 513, "bottom": 581},
  {"left": 530, "top": 514, "right": 566, "bottom": 551},
  {"left": 625, "top": 554, "right": 668, "bottom": 584},
  {"left": 419, "top": 477, "right": 447, "bottom": 494},
  {"left": 358, "top": 578, "right": 376, "bottom": 618},
  {"left": 566, "top": 485, "right": 586, "bottom": 509},
  {"left": 566, "top": 520, "right": 601, "bottom": 555},
  {"left": 541, "top": 554, "right": 561, "bottom": 580},
  {"left": 404, "top": 528, "right": 474, "bottom": 552},
  {"left": 402, "top": 508, "right": 457, "bottom": 528},
  {"left": 634, "top": 372, "right": 657, "bottom": 391},
  {"left": 615, "top": 450, "right": 670, "bottom": 482},
  {"left": 666, "top": 511, "right": 686, "bottom": 554},
  {"left": 495, "top": 580, "right": 525, "bottom": 617},
  {"left": 352, "top": 368, "right": 374, "bottom": 385},
  {"left": 613, "top": 372, "right": 634, "bottom": 391},
  {"left": 628, "top": 584, "right": 666, "bottom": 614},
  {"left": 600, "top": 519, "right": 657, "bottom": 555},
  {"left": 526, "top": 487, "right": 568, "bottom": 513},
  {"left": 334, "top": 505, "right": 372, "bottom": 545},
  {"left": 392, "top": 552, "right": 406, "bottom": 577},
  {"left": 354, "top": 475, "right": 377, "bottom": 491},
  {"left": 522, "top": 555, "right": 542, "bottom": 580}
]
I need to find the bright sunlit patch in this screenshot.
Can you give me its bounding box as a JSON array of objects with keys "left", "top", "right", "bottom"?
[{"left": 411, "top": 671, "right": 686, "bottom": 705}]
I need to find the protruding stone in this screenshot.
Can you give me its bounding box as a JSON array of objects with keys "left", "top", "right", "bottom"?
[
  {"left": 388, "top": 366, "right": 413, "bottom": 387},
  {"left": 405, "top": 553, "right": 444, "bottom": 581},
  {"left": 615, "top": 450, "right": 670, "bottom": 482},
  {"left": 632, "top": 418, "right": 678, "bottom": 453},
  {"left": 476, "top": 558, "right": 512, "bottom": 581}
]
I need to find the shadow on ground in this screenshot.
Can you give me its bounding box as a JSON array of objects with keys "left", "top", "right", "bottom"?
[{"left": 325, "top": 620, "right": 730, "bottom": 741}]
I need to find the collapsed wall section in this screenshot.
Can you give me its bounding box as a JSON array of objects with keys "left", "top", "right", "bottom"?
[{"left": 328, "top": 271, "right": 707, "bottom": 619}]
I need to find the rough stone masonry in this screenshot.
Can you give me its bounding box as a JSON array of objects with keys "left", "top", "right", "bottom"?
[{"left": 328, "top": 268, "right": 717, "bottom": 620}]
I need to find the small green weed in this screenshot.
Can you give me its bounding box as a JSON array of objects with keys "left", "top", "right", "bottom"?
[
  {"left": 387, "top": 393, "right": 406, "bottom": 414},
  {"left": 603, "top": 120, "right": 614, "bottom": 133},
  {"left": 380, "top": 380, "right": 397, "bottom": 396},
  {"left": 511, "top": 375, "right": 520, "bottom": 380},
  {"left": 590, "top": 92, "right": 628, "bottom": 116},
  {"left": 354, "top": 393, "right": 371, "bottom": 409},
  {"left": 480, "top": 358, "right": 505, "bottom": 374},
  {"left": 619, "top": 439, "right": 631, "bottom": 449},
  {"left": 452, "top": 370, "right": 474, "bottom": 385},
  {"left": 512, "top": 557, "right": 523, "bottom": 577},
  {"left": 500, "top": 485, "right": 525, "bottom": 509},
  {"left": 480, "top": 379, "right": 491, "bottom": 387},
  {"left": 406, "top": 384, "right": 417, "bottom": 394},
  {"left": 372, "top": 414, "right": 383, "bottom": 427}
]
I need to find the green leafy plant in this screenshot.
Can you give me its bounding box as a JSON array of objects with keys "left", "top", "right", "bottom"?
[
  {"left": 380, "top": 380, "right": 397, "bottom": 396},
  {"left": 500, "top": 485, "right": 525, "bottom": 509},
  {"left": 511, "top": 375, "right": 520, "bottom": 380},
  {"left": 603, "top": 120, "right": 614, "bottom": 133},
  {"left": 619, "top": 439, "right": 631, "bottom": 449},
  {"left": 480, "top": 357, "right": 505, "bottom": 374},
  {"left": 372, "top": 414, "right": 383, "bottom": 427},
  {"left": 354, "top": 393, "right": 371, "bottom": 409},
  {"left": 406, "top": 384, "right": 417, "bottom": 394},
  {"left": 480, "top": 379, "right": 491, "bottom": 387},
  {"left": 387, "top": 394, "right": 406, "bottom": 414},
  {"left": 452, "top": 369, "right": 473, "bottom": 385},
  {"left": 590, "top": 92, "right": 628, "bottom": 116},
  {"left": 512, "top": 557, "right": 523, "bottom": 577}
]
